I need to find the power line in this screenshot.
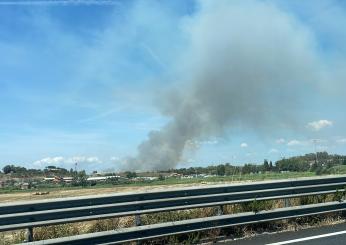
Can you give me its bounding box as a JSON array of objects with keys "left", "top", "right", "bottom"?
[{"left": 0, "top": 0, "right": 120, "bottom": 5}]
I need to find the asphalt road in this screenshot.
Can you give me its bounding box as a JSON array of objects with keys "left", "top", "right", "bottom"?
[{"left": 223, "top": 222, "right": 346, "bottom": 245}]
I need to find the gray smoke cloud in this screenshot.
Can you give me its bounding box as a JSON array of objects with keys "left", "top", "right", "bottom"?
[{"left": 125, "top": 0, "right": 330, "bottom": 171}]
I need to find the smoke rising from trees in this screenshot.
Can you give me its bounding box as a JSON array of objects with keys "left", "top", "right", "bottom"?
[{"left": 124, "top": 0, "right": 340, "bottom": 171}]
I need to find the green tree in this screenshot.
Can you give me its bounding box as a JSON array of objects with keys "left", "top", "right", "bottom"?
[
  {"left": 125, "top": 171, "right": 137, "bottom": 179},
  {"left": 216, "top": 165, "right": 225, "bottom": 176},
  {"left": 269, "top": 161, "right": 273, "bottom": 171},
  {"left": 72, "top": 171, "right": 88, "bottom": 187},
  {"left": 106, "top": 177, "right": 119, "bottom": 185},
  {"left": 315, "top": 166, "right": 325, "bottom": 175},
  {"left": 3, "top": 165, "right": 15, "bottom": 174},
  {"left": 225, "top": 164, "right": 232, "bottom": 176},
  {"left": 263, "top": 160, "right": 269, "bottom": 171}
]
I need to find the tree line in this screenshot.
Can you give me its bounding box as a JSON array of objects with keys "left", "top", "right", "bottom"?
[
  {"left": 164, "top": 152, "right": 346, "bottom": 176},
  {"left": 2, "top": 152, "right": 346, "bottom": 178},
  {"left": 1, "top": 165, "right": 73, "bottom": 177}
]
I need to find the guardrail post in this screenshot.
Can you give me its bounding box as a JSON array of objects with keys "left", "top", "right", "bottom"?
[
  {"left": 135, "top": 215, "right": 142, "bottom": 245},
  {"left": 135, "top": 214, "right": 142, "bottom": 245},
  {"left": 284, "top": 198, "right": 290, "bottom": 207},
  {"left": 135, "top": 214, "right": 142, "bottom": 226},
  {"left": 217, "top": 205, "right": 224, "bottom": 215},
  {"left": 26, "top": 227, "right": 33, "bottom": 242}
]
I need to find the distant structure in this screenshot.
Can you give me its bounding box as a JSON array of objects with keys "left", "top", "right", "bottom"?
[{"left": 313, "top": 139, "right": 318, "bottom": 164}]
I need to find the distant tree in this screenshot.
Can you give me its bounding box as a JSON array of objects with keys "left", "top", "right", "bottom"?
[
  {"left": 317, "top": 152, "right": 329, "bottom": 160},
  {"left": 310, "top": 162, "right": 319, "bottom": 172},
  {"left": 72, "top": 170, "right": 88, "bottom": 187},
  {"left": 79, "top": 170, "right": 88, "bottom": 185},
  {"left": 106, "top": 177, "right": 119, "bottom": 185},
  {"left": 263, "top": 160, "right": 270, "bottom": 171},
  {"left": 242, "top": 164, "right": 260, "bottom": 174},
  {"left": 269, "top": 161, "right": 273, "bottom": 171},
  {"left": 315, "top": 166, "right": 325, "bottom": 175},
  {"left": 125, "top": 171, "right": 137, "bottom": 179},
  {"left": 3, "top": 165, "right": 14, "bottom": 174},
  {"left": 216, "top": 164, "right": 226, "bottom": 176},
  {"left": 326, "top": 160, "right": 334, "bottom": 169},
  {"left": 225, "top": 163, "right": 232, "bottom": 176},
  {"left": 276, "top": 158, "right": 310, "bottom": 172}
]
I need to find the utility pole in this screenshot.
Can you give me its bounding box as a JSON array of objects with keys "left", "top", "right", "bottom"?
[
  {"left": 231, "top": 155, "right": 236, "bottom": 182},
  {"left": 313, "top": 139, "right": 318, "bottom": 165}
]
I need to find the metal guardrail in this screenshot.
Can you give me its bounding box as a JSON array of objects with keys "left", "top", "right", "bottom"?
[
  {"left": 0, "top": 176, "right": 345, "bottom": 244},
  {"left": 1, "top": 182, "right": 345, "bottom": 232},
  {"left": 25, "top": 201, "right": 346, "bottom": 245}
]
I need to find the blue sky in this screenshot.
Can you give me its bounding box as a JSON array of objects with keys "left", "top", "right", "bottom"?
[{"left": 0, "top": 0, "right": 345, "bottom": 172}]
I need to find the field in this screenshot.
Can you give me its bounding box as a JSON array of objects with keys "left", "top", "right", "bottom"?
[{"left": 0, "top": 171, "right": 316, "bottom": 203}]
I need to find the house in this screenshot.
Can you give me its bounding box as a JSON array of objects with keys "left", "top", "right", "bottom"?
[
  {"left": 21, "top": 182, "right": 30, "bottom": 190},
  {"left": 44, "top": 177, "right": 55, "bottom": 182},
  {"left": 87, "top": 176, "right": 108, "bottom": 182},
  {"left": 62, "top": 177, "right": 73, "bottom": 183},
  {"left": 169, "top": 173, "right": 182, "bottom": 178}
]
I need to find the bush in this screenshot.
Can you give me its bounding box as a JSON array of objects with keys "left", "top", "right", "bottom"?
[{"left": 333, "top": 189, "right": 344, "bottom": 202}]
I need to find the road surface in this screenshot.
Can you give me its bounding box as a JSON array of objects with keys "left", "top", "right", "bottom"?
[{"left": 223, "top": 222, "right": 346, "bottom": 245}]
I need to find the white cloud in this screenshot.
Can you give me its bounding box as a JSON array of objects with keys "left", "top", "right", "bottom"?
[
  {"left": 65, "top": 156, "right": 101, "bottom": 164},
  {"left": 276, "top": 138, "right": 285, "bottom": 144},
  {"left": 240, "top": 143, "right": 248, "bottom": 148},
  {"left": 286, "top": 139, "right": 324, "bottom": 147},
  {"left": 110, "top": 156, "right": 120, "bottom": 161},
  {"left": 246, "top": 152, "right": 257, "bottom": 157},
  {"left": 34, "top": 156, "right": 101, "bottom": 168},
  {"left": 269, "top": 148, "right": 279, "bottom": 154},
  {"left": 307, "top": 120, "right": 333, "bottom": 131},
  {"left": 310, "top": 138, "right": 327, "bottom": 144},
  {"left": 287, "top": 140, "right": 303, "bottom": 146},
  {"left": 34, "top": 156, "right": 64, "bottom": 166},
  {"left": 202, "top": 140, "right": 219, "bottom": 145},
  {"left": 337, "top": 138, "right": 346, "bottom": 144}
]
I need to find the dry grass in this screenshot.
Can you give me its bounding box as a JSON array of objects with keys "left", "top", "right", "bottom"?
[
  {"left": 1, "top": 206, "right": 345, "bottom": 244},
  {"left": 0, "top": 173, "right": 323, "bottom": 203},
  {"left": 0, "top": 216, "right": 135, "bottom": 245},
  {"left": 0, "top": 183, "right": 214, "bottom": 203}
]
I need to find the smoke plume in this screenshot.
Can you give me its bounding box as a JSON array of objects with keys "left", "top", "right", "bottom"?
[{"left": 125, "top": 0, "right": 328, "bottom": 171}]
